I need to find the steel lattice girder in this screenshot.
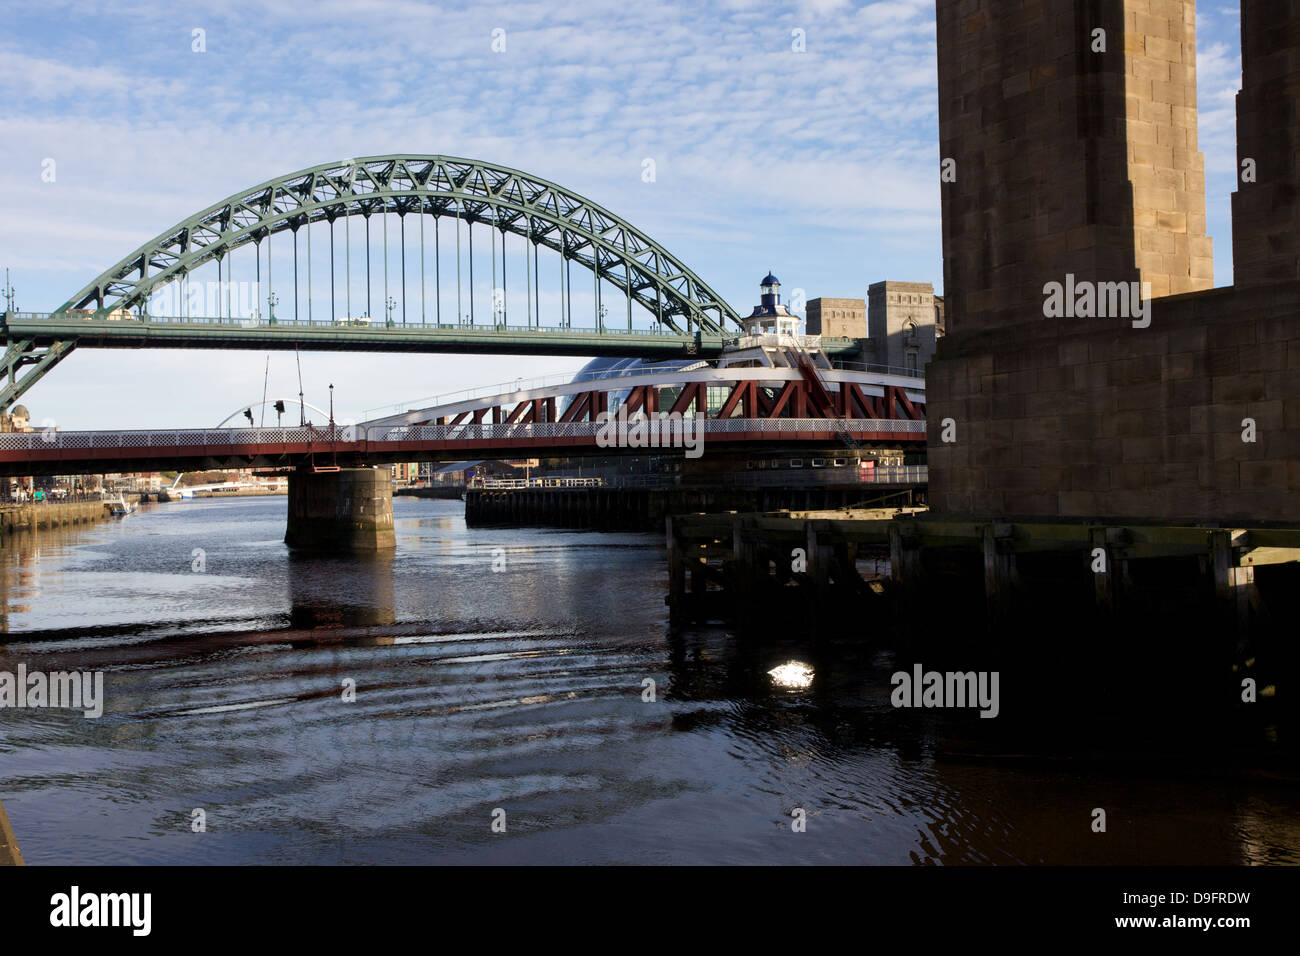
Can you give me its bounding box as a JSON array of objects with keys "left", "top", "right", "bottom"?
[
  {"left": 428, "top": 381, "right": 926, "bottom": 426},
  {"left": 0, "top": 337, "right": 76, "bottom": 412},
  {"left": 59, "top": 155, "right": 743, "bottom": 336}
]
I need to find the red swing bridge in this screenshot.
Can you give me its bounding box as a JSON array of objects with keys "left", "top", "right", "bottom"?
[{"left": 0, "top": 358, "right": 926, "bottom": 477}]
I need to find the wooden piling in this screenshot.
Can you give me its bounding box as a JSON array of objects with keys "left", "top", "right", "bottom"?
[{"left": 1090, "top": 526, "right": 1114, "bottom": 614}]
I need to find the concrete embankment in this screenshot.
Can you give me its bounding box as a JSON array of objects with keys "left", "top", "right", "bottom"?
[
  {"left": 0, "top": 500, "right": 110, "bottom": 535},
  {"left": 0, "top": 799, "right": 25, "bottom": 866}
]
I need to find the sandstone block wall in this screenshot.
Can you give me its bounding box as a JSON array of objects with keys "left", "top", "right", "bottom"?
[
  {"left": 925, "top": 0, "right": 1293, "bottom": 524},
  {"left": 1232, "top": 1, "right": 1300, "bottom": 285},
  {"left": 936, "top": 0, "right": 1211, "bottom": 335},
  {"left": 927, "top": 281, "right": 1300, "bottom": 522}
]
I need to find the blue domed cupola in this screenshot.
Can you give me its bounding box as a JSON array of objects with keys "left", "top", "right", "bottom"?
[{"left": 741, "top": 269, "right": 800, "bottom": 338}]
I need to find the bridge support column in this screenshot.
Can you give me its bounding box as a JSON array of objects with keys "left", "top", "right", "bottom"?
[{"left": 285, "top": 466, "right": 396, "bottom": 552}]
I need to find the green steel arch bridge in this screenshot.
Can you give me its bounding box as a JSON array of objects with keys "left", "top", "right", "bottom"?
[{"left": 0, "top": 154, "right": 861, "bottom": 413}]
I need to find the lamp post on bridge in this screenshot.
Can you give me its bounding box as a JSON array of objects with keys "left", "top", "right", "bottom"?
[
  {"left": 328, "top": 384, "right": 336, "bottom": 455},
  {"left": 4, "top": 268, "right": 17, "bottom": 315}
]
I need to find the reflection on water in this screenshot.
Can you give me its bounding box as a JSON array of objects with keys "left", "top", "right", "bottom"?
[
  {"left": 767, "top": 661, "right": 815, "bottom": 690},
  {"left": 288, "top": 551, "right": 396, "bottom": 630},
  {"left": 0, "top": 496, "right": 1297, "bottom": 865}
]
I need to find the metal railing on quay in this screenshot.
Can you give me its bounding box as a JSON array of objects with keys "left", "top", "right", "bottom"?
[
  {"left": 476, "top": 466, "right": 927, "bottom": 491},
  {"left": 472, "top": 477, "right": 605, "bottom": 489}
]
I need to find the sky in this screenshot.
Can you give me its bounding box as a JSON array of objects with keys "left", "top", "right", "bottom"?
[{"left": 0, "top": 0, "right": 1246, "bottom": 429}]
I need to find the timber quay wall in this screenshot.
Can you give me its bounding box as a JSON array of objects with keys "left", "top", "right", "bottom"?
[
  {"left": 0, "top": 500, "right": 112, "bottom": 536},
  {"left": 667, "top": 509, "right": 1300, "bottom": 722},
  {"left": 667, "top": 509, "right": 1300, "bottom": 629},
  {"left": 465, "top": 484, "right": 921, "bottom": 532}
]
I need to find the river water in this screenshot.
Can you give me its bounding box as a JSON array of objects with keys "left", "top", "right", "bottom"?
[{"left": 0, "top": 496, "right": 1296, "bottom": 865}]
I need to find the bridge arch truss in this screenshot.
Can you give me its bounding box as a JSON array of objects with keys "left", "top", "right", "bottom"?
[{"left": 58, "top": 155, "right": 742, "bottom": 337}]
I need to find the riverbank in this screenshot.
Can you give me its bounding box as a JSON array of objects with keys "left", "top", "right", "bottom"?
[
  {"left": 158, "top": 487, "right": 285, "bottom": 501},
  {"left": 0, "top": 500, "right": 112, "bottom": 535},
  {"left": 0, "top": 799, "right": 24, "bottom": 866}
]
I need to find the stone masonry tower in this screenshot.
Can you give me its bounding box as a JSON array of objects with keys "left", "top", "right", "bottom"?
[
  {"left": 1232, "top": 1, "right": 1300, "bottom": 285},
  {"left": 936, "top": 0, "right": 1212, "bottom": 336},
  {"left": 921, "top": 0, "right": 1280, "bottom": 521},
  {"left": 928, "top": 0, "right": 1300, "bottom": 524}
]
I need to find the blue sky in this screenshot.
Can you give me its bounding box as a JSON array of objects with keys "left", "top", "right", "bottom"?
[{"left": 1, "top": 0, "right": 1245, "bottom": 429}]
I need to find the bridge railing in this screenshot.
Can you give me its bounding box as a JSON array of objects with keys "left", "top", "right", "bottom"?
[
  {"left": 367, "top": 418, "right": 926, "bottom": 443},
  {"left": 0, "top": 417, "right": 925, "bottom": 454},
  {"left": 5, "top": 310, "right": 711, "bottom": 339},
  {"left": 828, "top": 358, "right": 924, "bottom": 378},
  {"left": 0, "top": 427, "right": 326, "bottom": 451}
]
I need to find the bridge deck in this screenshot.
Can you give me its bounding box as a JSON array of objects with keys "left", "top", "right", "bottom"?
[
  {"left": 0, "top": 418, "right": 926, "bottom": 478},
  {"left": 2, "top": 312, "right": 864, "bottom": 359}
]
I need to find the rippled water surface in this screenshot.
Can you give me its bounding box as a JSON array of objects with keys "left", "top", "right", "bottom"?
[{"left": 1, "top": 496, "right": 1297, "bottom": 865}]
